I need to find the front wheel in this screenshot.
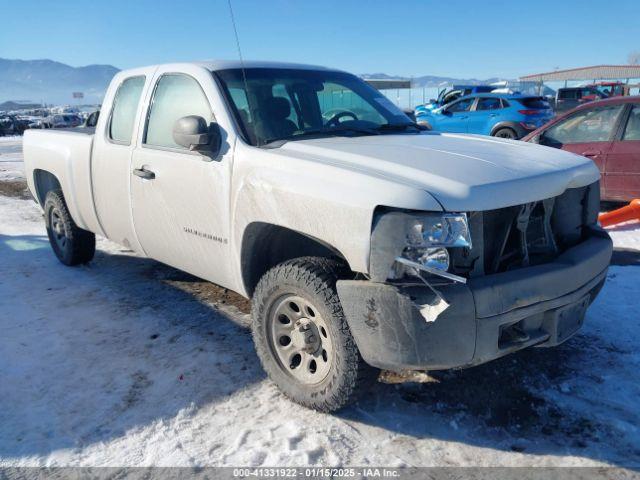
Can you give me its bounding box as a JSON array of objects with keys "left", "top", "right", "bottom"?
[
  {"left": 251, "top": 257, "right": 378, "bottom": 412},
  {"left": 44, "top": 190, "right": 95, "bottom": 266}
]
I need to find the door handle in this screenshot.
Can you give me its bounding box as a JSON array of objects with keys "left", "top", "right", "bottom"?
[
  {"left": 581, "top": 151, "right": 602, "bottom": 157},
  {"left": 133, "top": 167, "right": 155, "bottom": 180}
]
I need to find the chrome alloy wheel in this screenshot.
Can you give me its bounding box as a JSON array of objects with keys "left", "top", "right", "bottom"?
[{"left": 267, "top": 294, "right": 333, "bottom": 385}]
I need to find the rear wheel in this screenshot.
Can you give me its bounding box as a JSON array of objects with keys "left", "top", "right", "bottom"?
[
  {"left": 44, "top": 190, "right": 95, "bottom": 266},
  {"left": 493, "top": 127, "right": 517, "bottom": 139},
  {"left": 251, "top": 257, "right": 378, "bottom": 412}
]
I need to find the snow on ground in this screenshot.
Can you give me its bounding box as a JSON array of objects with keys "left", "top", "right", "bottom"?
[
  {"left": 1, "top": 140, "right": 639, "bottom": 468},
  {"left": 0, "top": 136, "right": 25, "bottom": 181},
  {"left": 608, "top": 220, "right": 640, "bottom": 253}
]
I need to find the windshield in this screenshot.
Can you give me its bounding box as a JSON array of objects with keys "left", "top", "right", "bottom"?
[{"left": 214, "top": 68, "right": 414, "bottom": 146}]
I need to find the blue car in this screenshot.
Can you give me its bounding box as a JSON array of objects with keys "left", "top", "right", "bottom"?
[
  {"left": 415, "top": 85, "right": 495, "bottom": 114},
  {"left": 415, "top": 93, "right": 554, "bottom": 139}
]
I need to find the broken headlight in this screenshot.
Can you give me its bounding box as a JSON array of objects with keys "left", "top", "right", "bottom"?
[
  {"left": 406, "top": 213, "right": 472, "bottom": 249},
  {"left": 398, "top": 214, "right": 471, "bottom": 276},
  {"left": 369, "top": 211, "right": 472, "bottom": 282}
]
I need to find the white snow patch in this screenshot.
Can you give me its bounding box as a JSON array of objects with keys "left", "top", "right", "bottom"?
[{"left": 607, "top": 221, "right": 640, "bottom": 251}]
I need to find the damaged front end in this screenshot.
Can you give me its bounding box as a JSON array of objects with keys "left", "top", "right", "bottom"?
[
  {"left": 336, "top": 182, "right": 612, "bottom": 372},
  {"left": 368, "top": 210, "right": 473, "bottom": 322}
]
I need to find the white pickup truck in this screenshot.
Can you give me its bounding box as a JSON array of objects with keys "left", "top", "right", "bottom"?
[{"left": 24, "top": 61, "right": 612, "bottom": 411}]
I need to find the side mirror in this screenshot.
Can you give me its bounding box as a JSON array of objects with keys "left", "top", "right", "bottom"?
[{"left": 173, "top": 115, "right": 221, "bottom": 155}]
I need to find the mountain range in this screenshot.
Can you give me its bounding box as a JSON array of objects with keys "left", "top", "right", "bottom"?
[
  {"left": 0, "top": 58, "right": 512, "bottom": 106},
  {"left": 0, "top": 58, "right": 119, "bottom": 105}
]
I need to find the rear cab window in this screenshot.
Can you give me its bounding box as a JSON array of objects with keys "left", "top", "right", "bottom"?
[
  {"left": 558, "top": 89, "right": 578, "bottom": 100},
  {"left": 109, "top": 76, "right": 146, "bottom": 144}
]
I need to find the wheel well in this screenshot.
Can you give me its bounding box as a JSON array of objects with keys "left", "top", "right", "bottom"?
[
  {"left": 33, "top": 169, "right": 61, "bottom": 206},
  {"left": 241, "top": 222, "right": 348, "bottom": 297},
  {"left": 491, "top": 124, "right": 517, "bottom": 136}
]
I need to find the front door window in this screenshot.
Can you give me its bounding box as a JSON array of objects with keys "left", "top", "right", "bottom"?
[{"left": 542, "top": 105, "right": 624, "bottom": 145}]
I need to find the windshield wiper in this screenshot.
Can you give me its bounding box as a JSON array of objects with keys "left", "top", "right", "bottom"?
[
  {"left": 376, "top": 123, "right": 425, "bottom": 133},
  {"left": 304, "top": 125, "right": 381, "bottom": 137}
]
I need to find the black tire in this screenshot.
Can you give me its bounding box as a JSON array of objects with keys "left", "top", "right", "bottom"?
[
  {"left": 44, "top": 190, "right": 95, "bottom": 266},
  {"left": 493, "top": 127, "right": 517, "bottom": 139},
  {"left": 251, "top": 257, "right": 378, "bottom": 412}
]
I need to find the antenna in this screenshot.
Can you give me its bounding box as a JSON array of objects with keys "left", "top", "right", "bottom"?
[{"left": 227, "top": 0, "right": 250, "bottom": 99}]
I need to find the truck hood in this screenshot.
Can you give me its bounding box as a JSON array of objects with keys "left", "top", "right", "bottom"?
[{"left": 279, "top": 132, "right": 600, "bottom": 211}]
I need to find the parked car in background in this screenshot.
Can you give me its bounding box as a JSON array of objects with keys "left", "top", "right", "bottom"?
[
  {"left": 415, "top": 85, "right": 495, "bottom": 114},
  {"left": 416, "top": 93, "right": 554, "bottom": 139},
  {"left": 524, "top": 96, "right": 640, "bottom": 202},
  {"left": 12, "top": 117, "right": 32, "bottom": 135},
  {"left": 43, "top": 114, "right": 83, "bottom": 129},
  {"left": 554, "top": 86, "right": 608, "bottom": 114},
  {"left": 590, "top": 82, "right": 625, "bottom": 98},
  {"left": 28, "top": 118, "right": 46, "bottom": 129},
  {"left": 0, "top": 114, "right": 16, "bottom": 136}
]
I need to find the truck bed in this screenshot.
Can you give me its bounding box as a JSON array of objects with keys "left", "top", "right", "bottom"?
[{"left": 23, "top": 128, "right": 103, "bottom": 235}]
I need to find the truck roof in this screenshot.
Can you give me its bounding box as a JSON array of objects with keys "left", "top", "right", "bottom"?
[
  {"left": 200, "top": 60, "right": 338, "bottom": 71},
  {"left": 126, "top": 60, "right": 340, "bottom": 74}
]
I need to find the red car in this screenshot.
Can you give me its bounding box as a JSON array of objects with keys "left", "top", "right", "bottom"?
[
  {"left": 524, "top": 96, "right": 640, "bottom": 202},
  {"left": 590, "top": 81, "right": 625, "bottom": 98}
]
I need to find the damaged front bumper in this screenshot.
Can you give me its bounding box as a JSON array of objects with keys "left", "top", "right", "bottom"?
[{"left": 336, "top": 227, "right": 612, "bottom": 371}]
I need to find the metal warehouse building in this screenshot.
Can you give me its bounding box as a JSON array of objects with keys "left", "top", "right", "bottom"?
[{"left": 520, "top": 65, "right": 640, "bottom": 84}]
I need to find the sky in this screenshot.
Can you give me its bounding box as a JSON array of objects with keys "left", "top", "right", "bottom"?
[{"left": 1, "top": 0, "right": 639, "bottom": 79}]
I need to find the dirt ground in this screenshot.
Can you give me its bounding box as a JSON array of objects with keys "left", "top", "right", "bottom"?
[{"left": 0, "top": 179, "right": 32, "bottom": 199}]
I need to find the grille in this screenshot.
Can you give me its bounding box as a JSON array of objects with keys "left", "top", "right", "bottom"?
[{"left": 450, "top": 182, "right": 600, "bottom": 278}]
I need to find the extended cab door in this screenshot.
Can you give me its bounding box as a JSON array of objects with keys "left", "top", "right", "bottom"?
[
  {"left": 539, "top": 103, "right": 625, "bottom": 199},
  {"left": 91, "top": 70, "right": 149, "bottom": 252},
  {"left": 605, "top": 104, "right": 640, "bottom": 201},
  {"left": 129, "top": 66, "right": 234, "bottom": 286}
]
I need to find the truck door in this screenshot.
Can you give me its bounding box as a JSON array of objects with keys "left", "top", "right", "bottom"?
[
  {"left": 91, "top": 73, "right": 148, "bottom": 252},
  {"left": 129, "top": 69, "right": 233, "bottom": 286},
  {"left": 436, "top": 97, "right": 474, "bottom": 133}
]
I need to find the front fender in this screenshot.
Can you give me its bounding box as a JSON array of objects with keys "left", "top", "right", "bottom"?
[{"left": 229, "top": 144, "right": 442, "bottom": 294}]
